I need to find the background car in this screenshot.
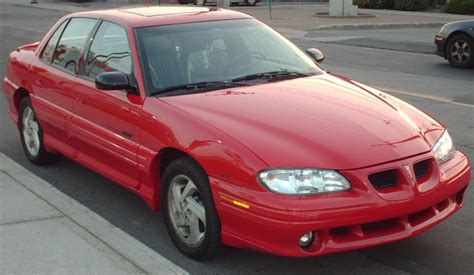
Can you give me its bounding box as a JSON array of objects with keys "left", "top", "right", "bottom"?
[
  {"left": 435, "top": 19, "right": 474, "bottom": 68},
  {"left": 178, "top": 0, "right": 260, "bottom": 6}
]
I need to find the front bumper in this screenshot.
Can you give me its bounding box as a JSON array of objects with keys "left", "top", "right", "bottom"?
[{"left": 212, "top": 150, "right": 471, "bottom": 257}]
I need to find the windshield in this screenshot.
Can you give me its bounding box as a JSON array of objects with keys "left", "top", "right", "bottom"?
[{"left": 136, "top": 18, "right": 323, "bottom": 96}]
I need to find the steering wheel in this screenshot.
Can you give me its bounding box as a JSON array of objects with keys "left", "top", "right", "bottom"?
[{"left": 227, "top": 50, "right": 265, "bottom": 74}]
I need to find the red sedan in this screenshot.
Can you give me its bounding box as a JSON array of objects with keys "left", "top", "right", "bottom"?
[{"left": 3, "top": 6, "right": 471, "bottom": 260}]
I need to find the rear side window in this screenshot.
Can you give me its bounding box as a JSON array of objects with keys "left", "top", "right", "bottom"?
[
  {"left": 85, "top": 21, "right": 132, "bottom": 80},
  {"left": 52, "top": 18, "right": 97, "bottom": 74},
  {"left": 41, "top": 20, "right": 67, "bottom": 63}
]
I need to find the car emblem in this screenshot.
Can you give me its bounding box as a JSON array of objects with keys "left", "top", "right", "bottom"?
[{"left": 403, "top": 164, "right": 414, "bottom": 181}]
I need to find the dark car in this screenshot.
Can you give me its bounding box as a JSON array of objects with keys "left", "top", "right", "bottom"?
[{"left": 435, "top": 19, "right": 474, "bottom": 68}]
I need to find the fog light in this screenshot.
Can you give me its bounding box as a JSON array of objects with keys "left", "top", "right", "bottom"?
[{"left": 299, "top": 231, "right": 314, "bottom": 248}]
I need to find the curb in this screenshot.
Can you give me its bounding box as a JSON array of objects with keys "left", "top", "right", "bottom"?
[{"left": 308, "top": 22, "right": 446, "bottom": 30}]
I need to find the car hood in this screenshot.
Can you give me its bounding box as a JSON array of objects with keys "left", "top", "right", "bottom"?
[{"left": 160, "top": 74, "right": 443, "bottom": 170}]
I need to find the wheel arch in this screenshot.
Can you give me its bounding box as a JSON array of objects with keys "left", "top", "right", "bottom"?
[
  {"left": 147, "top": 147, "right": 207, "bottom": 211},
  {"left": 13, "top": 87, "right": 30, "bottom": 127}
]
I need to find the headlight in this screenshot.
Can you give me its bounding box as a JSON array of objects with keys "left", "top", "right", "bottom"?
[
  {"left": 258, "top": 169, "right": 351, "bottom": 195},
  {"left": 433, "top": 130, "right": 456, "bottom": 164}
]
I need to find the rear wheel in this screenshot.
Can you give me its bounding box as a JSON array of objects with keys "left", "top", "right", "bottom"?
[
  {"left": 19, "top": 97, "right": 60, "bottom": 165},
  {"left": 162, "top": 157, "right": 222, "bottom": 260},
  {"left": 446, "top": 34, "right": 474, "bottom": 68}
]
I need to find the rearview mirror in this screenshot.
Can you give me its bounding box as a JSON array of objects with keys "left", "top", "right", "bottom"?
[
  {"left": 305, "top": 48, "right": 324, "bottom": 63},
  {"left": 95, "top": 71, "right": 131, "bottom": 91}
]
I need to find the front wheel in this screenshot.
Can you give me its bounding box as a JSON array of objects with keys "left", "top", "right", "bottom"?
[
  {"left": 19, "top": 97, "right": 60, "bottom": 165},
  {"left": 162, "top": 157, "right": 222, "bottom": 260},
  {"left": 446, "top": 34, "right": 474, "bottom": 68}
]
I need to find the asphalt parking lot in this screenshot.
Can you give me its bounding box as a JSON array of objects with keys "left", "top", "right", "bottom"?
[{"left": 0, "top": 3, "right": 473, "bottom": 274}]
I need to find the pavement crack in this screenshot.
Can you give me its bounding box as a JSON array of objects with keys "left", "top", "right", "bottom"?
[{"left": 0, "top": 214, "right": 65, "bottom": 226}]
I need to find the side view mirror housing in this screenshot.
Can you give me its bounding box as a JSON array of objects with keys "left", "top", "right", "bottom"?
[
  {"left": 305, "top": 48, "right": 325, "bottom": 63},
  {"left": 95, "top": 71, "right": 132, "bottom": 92}
]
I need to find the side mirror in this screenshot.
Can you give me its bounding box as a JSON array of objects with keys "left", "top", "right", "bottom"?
[
  {"left": 95, "top": 71, "right": 131, "bottom": 91},
  {"left": 305, "top": 48, "right": 324, "bottom": 63}
]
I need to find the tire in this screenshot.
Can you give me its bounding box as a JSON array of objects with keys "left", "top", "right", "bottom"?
[
  {"left": 245, "top": 0, "right": 257, "bottom": 6},
  {"left": 446, "top": 34, "right": 474, "bottom": 69},
  {"left": 194, "top": 0, "right": 206, "bottom": 6},
  {"left": 178, "top": 0, "right": 191, "bottom": 4},
  {"left": 19, "top": 97, "right": 60, "bottom": 165},
  {"left": 161, "top": 157, "right": 222, "bottom": 260}
]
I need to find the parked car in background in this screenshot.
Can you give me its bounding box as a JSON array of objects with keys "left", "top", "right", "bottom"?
[
  {"left": 179, "top": 0, "right": 259, "bottom": 6},
  {"left": 4, "top": 6, "right": 471, "bottom": 260},
  {"left": 435, "top": 19, "right": 474, "bottom": 68}
]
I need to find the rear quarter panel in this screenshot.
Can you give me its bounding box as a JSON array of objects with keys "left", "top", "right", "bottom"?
[{"left": 4, "top": 43, "right": 40, "bottom": 126}]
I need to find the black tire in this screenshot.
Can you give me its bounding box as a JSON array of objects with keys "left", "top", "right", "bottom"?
[
  {"left": 245, "top": 0, "right": 257, "bottom": 6},
  {"left": 19, "top": 97, "right": 60, "bottom": 165},
  {"left": 161, "top": 157, "right": 222, "bottom": 260},
  {"left": 178, "top": 0, "right": 191, "bottom": 4},
  {"left": 446, "top": 34, "right": 474, "bottom": 69}
]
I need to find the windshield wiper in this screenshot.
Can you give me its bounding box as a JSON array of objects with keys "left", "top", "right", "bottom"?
[
  {"left": 151, "top": 81, "right": 248, "bottom": 96},
  {"left": 231, "top": 70, "right": 315, "bottom": 83}
]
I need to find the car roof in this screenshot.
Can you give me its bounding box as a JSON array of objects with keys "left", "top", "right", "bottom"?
[{"left": 69, "top": 6, "right": 253, "bottom": 28}]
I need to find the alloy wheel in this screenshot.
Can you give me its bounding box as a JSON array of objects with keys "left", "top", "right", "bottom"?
[
  {"left": 168, "top": 174, "right": 206, "bottom": 247},
  {"left": 450, "top": 40, "right": 471, "bottom": 64},
  {"left": 22, "top": 106, "right": 40, "bottom": 157}
]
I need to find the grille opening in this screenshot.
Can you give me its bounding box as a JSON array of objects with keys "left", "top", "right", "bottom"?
[
  {"left": 368, "top": 169, "right": 398, "bottom": 188},
  {"left": 330, "top": 226, "right": 351, "bottom": 236},
  {"left": 414, "top": 159, "right": 431, "bottom": 181},
  {"left": 456, "top": 187, "right": 467, "bottom": 205},
  {"left": 361, "top": 219, "right": 404, "bottom": 236},
  {"left": 329, "top": 226, "right": 355, "bottom": 243},
  {"left": 408, "top": 207, "right": 435, "bottom": 227},
  {"left": 436, "top": 199, "right": 450, "bottom": 212}
]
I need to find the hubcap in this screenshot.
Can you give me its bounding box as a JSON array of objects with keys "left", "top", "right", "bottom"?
[
  {"left": 248, "top": 0, "right": 256, "bottom": 4},
  {"left": 451, "top": 40, "right": 471, "bottom": 63},
  {"left": 22, "top": 106, "right": 40, "bottom": 157},
  {"left": 196, "top": 0, "right": 204, "bottom": 6},
  {"left": 168, "top": 175, "right": 206, "bottom": 247}
]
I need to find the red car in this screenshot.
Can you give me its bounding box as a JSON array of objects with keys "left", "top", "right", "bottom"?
[{"left": 3, "top": 6, "right": 471, "bottom": 260}]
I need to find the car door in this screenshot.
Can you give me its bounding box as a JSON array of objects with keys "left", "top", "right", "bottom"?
[
  {"left": 30, "top": 17, "right": 98, "bottom": 157},
  {"left": 72, "top": 20, "right": 142, "bottom": 189}
]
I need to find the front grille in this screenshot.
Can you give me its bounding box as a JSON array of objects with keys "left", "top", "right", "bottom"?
[
  {"left": 414, "top": 159, "right": 431, "bottom": 181},
  {"left": 368, "top": 169, "right": 398, "bottom": 188}
]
